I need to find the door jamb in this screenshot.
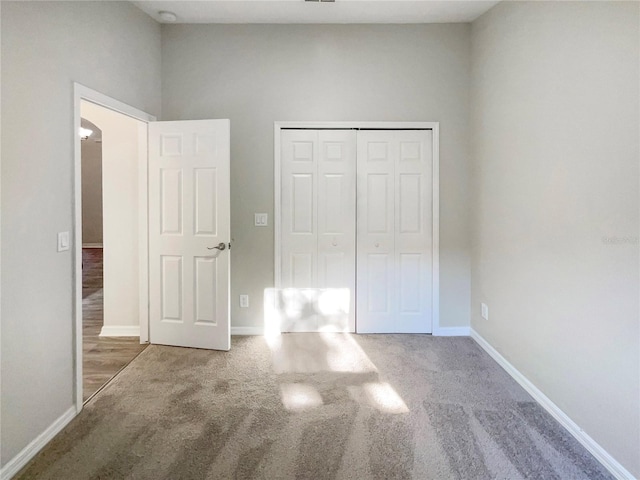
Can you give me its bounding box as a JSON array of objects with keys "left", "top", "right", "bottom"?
[
  {"left": 273, "top": 121, "right": 440, "bottom": 334},
  {"left": 73, "top": 83, "right": 156, "bottom": 413}
]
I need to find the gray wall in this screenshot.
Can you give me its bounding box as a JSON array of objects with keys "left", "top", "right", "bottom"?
[
  {"left": 1, "top": 1, "right": 161, "bottom": 465},
  {"left": 161, "top": 24, "right": 472, "bottom": 330},
  {"left": 81, "top": 132, "right": 103, "bottom": 245},
  {"left": 4, "top": 2, "right": 636, "bottom": 475},
  {"left": 470, "top": 2, "right": 639, "bottom": 476}
]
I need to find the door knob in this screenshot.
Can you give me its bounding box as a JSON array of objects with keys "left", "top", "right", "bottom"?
[{"left": 208, "top": 242, "right": 227, "bottom": 251}]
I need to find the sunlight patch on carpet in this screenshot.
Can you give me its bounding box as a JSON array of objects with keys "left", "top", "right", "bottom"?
[{"left": 280, "top": 383, "right": 324, "bottom": 412}]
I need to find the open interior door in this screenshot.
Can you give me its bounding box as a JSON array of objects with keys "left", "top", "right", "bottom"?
[{"left": 148, "top": 120, "right": 230, "bottom": 350}]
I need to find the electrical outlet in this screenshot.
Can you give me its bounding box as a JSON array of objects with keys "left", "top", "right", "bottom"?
[
  {"left": 481, "top": 303, "right": 489, "bottom": 320},
  {"left": 239, "top": 294, "right": 249, "bottom": 308}
]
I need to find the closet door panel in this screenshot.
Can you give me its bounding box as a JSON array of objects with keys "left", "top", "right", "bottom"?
[
  {"left": 395, "top": 130, "right": 433, "bottom": 333},
  {"left": 357, "top": 131, "right": 397, "bottom": 333},
  {"left": 280, "top": 130, "right": 319, "bottom": 331},
  {"left": 280, "top": 129, "right": 356, "bottom": 332},
  {"left": 357, "top": 130, "right": 433, "bottom": 333},
  {"left": 317, "top": 130, "right": 356, "bottom": 331}
]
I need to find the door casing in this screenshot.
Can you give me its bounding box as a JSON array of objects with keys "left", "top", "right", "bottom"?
[
  {"left": 73, "top": 83, "right": 155, "bottom": 413},
  {"left": 274, "top": 121, "right": 440, "bottom": 334}
]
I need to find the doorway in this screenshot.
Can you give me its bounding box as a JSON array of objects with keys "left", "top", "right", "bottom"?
[
  {"left": 80, "top": 101, "right": 148, "bottom": 401},
  {"left": 74, "top": 84, "right": 156, "bottom": 409},
  {"left": 274, "top": 122, "right": 440, "bottom": 334},
  {"left": 73, "top": 84, "right": 233, "bottom": 411}
]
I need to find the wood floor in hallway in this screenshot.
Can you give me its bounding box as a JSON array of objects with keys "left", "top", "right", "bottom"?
[{"left": 83, "top": 248, "right": 147, "bottom": 401}]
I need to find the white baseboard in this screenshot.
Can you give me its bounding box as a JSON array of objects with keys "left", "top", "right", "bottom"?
[
  {"left": 231, "top": 326, "right": 263, "bottom": 336},
  {"left": 470, "top": 328, "right": 636, "bottom": 480},
  {"left": 229, "top": 326, "right": 472, "bottom": 337},
  {"left": 0, "top": 406, "right": 76, "bottom": 480},
  {"left": 82, "top": 243, "right": 103, "bottom": 248},
  {"left": 99, "top": 325, "right": 140, "bottom": 337},
  {"left": 432, "top": 326, "right": 470, "bottom": 336}
]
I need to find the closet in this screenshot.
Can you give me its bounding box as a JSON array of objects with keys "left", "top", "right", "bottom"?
[{"left": 277, "top": 126, "right": 435, "bottom": 334}]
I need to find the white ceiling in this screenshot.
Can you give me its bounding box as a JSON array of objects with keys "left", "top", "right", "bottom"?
[{"left": 132, "top": 1, "right": 500, "bottom": 24}]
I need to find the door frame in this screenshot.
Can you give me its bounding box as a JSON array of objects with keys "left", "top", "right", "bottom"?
[
  {"left": 273, "top": 121, "right": 440, "bottom": 334},
  {"left": 73, "top": 83, "right": 155, "bottom": 412}
]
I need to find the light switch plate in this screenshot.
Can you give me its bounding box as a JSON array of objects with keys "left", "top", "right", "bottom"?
[
  {"left": 254, "top": 213, "right": 268, "bottom": 227},
  {"left": 57, "top": 231, "right": 70, "bottom": 252}
]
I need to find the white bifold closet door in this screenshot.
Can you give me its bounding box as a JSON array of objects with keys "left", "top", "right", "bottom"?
[
  {"left": 280, "top": 129, "right": 356, "bottom": 332},
  {"left": 356, "top": 130, "right": 433, "bottom": 333}
]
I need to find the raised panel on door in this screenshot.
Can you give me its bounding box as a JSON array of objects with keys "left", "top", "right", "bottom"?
[
  {"left": 398, "top": 254, "right": 421, "bottom": 313},
  {"left": 160, "top": 169, "right": 183, "bottom": 235},
  {"left": 194, "top": 256, "right": 217, "bottom": 325},
  {"left": 280, "top": 129, "right": 356, "bottom": 332},
  {"left": 149, "top": 119, "right": 230, "bottom": 350},
  {"left": 321, "top": 252, "right": 345, "bottom": 287},
  {"left": 367, "top": 254, "right": 392, "bottom": 314},
  {"left": 291, "top": 253, "right": 314, "bottom": 288},
  {"left": 399, "top": 174, "right": 422, "bottom": 234},
  {"left": 161, "top": 255, "right": 183, "bottom": 322},
  {"left": 367, "top": 174, "right": 391, "bottom": 234},
  {"left": 361, "top": 252, "right": 396, "bottom": 332},
  {"left": 291, "top": 174, "right": 314, "bottom": 234},
  {"left": 194, "top": 168, "right": 217, "bottom": 236},
  {"left": 321, "top": 174, "right": 344, "bottom": 234}
]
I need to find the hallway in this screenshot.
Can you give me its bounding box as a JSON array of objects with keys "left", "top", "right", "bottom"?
[{"left": 82, "top": 248, "right": 147, "bottom": 401}]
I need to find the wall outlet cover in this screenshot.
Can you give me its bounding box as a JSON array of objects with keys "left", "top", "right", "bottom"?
[
  {"left": 481, "top": 303, "right": 489, "bottom": 320},
  {"left": 240, "top": 294, "right": 249, "bottom": 308}
]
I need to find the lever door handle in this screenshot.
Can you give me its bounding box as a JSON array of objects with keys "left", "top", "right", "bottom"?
[{"left": 208, "top": 242, "right": 227, "bottom": 251}]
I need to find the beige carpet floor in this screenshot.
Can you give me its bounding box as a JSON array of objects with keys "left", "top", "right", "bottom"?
[{"left": 17, "top": 334, "right": 612, "bottom": 479}]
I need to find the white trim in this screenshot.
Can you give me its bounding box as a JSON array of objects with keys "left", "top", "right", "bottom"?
[
  {"left": 274, "top": 121, "right": 437, "bottom": 130},
  {"left": 0, "top": 407, "right": 76, "bottom": 480},
  {"left": 99, "top": 325, "right": 141, "bottom": 337},
  {"left": 137, "top": 122, "right": 149, "bottom": 344},
  {"left": 73, "top": 83, "right": 155, "bottom": 414},
  {"left": 74, "top": 84, "right": 155, "bottom": 123},
  {"left": 81, "top": 243, "right": 103, "bottom": 248},
  {"left": 432, "top": 326, "right": 469, "bottom": 336},
  {"left": 274, "top": 123, "right": 282, "bottom": 290},
  {"left": 0, "top": 3, "right": 3, "bottom": 466},
  {"left": 431, "top": 123, "right": 440, "bottom": 332},
  {"left": 274, "top": 121, "right": 440, "bottom": 334},
  {"left": 470, "top": 328, "right": 637, "bottom": 480},
  {"left": 231, "top": 326, "right": 264, "bottom": 336}
]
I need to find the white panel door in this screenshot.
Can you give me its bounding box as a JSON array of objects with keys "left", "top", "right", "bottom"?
[
  {"left": 280, "top": 129, "right": 356, "bottom": 332},
  {"left": 357, "top": 130, "right": 433, "bottom": 333},
  {"left": 149, "top": 120, "right": 230, "bottom": 350}
]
